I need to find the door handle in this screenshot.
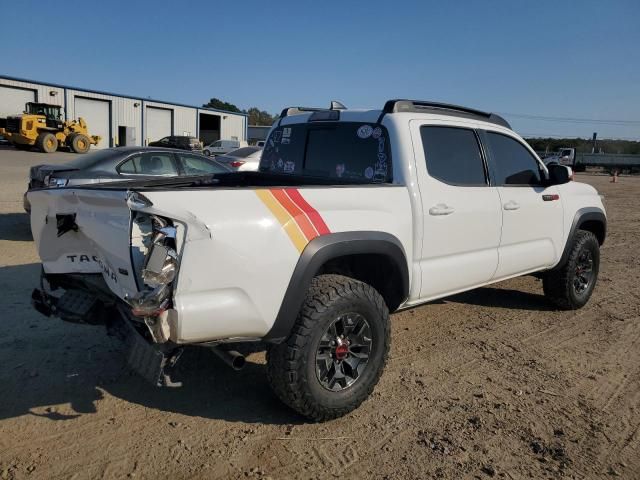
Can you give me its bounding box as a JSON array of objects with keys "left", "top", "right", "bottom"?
[
  {"left": 503, "top": 200, "right": 520, "bottom": 211},
  {"left": 429, "top": 204, "right": 455, "bottom": 216}
]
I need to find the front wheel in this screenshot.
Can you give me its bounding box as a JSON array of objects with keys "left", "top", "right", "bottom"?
[
  {"left": 267, "top": 274, "right": 390, "bottom": 421},
  {"left": 203, "top": 149, "right": 211, "bottom": 156},
  {"left": 70, "top": 134, "right": 90, "bottom": 153},
  {"left": 36, "top": 132, "right": 58, "bottom": 153},
  {"left": 543, "top": 230, "right": 600, "bottom": 309}
]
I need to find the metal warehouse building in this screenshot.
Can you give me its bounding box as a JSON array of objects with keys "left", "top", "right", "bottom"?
[{"left": 0, "top": 75, "right": 248, "bottom": 149}]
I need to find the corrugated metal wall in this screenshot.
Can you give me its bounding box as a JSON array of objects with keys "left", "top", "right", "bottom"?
[
  {"left": 0, "top": 76, "right": 247, "bottom": 146},
  {"left": 66, "top": 89, "right": 141, "bottom": 147},
  {"left": 223, "top": 113, "right": 247, "bottom": 141},
  {"left": 0, "top": 78, "right": 64, "bottom": 108}
]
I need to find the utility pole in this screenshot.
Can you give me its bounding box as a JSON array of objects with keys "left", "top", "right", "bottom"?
[{"left": 592, "top": 132, "right": 597, "bottom": 154}]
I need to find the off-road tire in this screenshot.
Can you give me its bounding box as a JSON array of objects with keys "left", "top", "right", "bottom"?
[
  {"left": 266, "top": 274, "right": 390, "bottom": 421},
  {"left": 543, "top": 230, "right": 600, "bottom": 310},
  {"left": 70, "top": 134, "right": 90, "bottom": 154},
  {"left": 36, "top": 132, "right": 58, "bottom": 153}
]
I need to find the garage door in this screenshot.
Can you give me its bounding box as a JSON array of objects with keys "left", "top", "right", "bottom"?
[
  {"left": 74, "top": 97, "right": 110, "bottom": 149},
  {"left": 0, "top": 86, "right": 35, "bottom": 118},
  {"left": 146, "top": 107, "right": 172, "bottom": 145}
]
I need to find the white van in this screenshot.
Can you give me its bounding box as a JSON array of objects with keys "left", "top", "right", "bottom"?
[{"left": 203, "top": 139, "right": 248, "bottom": 156}]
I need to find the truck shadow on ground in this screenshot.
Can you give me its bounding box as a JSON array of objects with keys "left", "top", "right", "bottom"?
[
  {"left": 1, "top": 262, "right": 553, "bottom": 427},
  {"left": 0, "top": 262, "right": 302, "bottom": 426},
  {"left": 0, "top": 212, "right": 32, "bottom": 241},
  {"left": 447, "top": 285, "right": 555, "bottom": 311}
]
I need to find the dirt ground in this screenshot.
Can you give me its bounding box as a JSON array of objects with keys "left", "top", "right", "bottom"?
[{"left": 0, "top": 147, "right": 638, "bottom": 479}]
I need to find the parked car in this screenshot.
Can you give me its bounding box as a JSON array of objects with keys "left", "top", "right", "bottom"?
[
  {"left": 148, "top": 135, "right": 203, "bottom": 151},
  {"left": 28, "top": 99, "right": 606, "bottom": 421},
  {"left": 214, "top": 146, "right": 262, "bottom": 171},
  {"left": 543, "top": 147, "right": 576, "bottom": 166},
  {"left": 24, "top": 146, "right": 228, "bottom": 212},
  {"left": 202, "top": 139, "right": 247, "bottom": 156},
  {"left": 256, "top": 140, "right": 265, "bottom": 148}
]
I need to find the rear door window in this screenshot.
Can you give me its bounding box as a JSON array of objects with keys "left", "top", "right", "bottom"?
[
  {"left": 260, "top": 122, "right": 391, "bottom": 182},
  {"left": 177, "top": 153, "right": 228, "bottom": 175},
  {"left": 420, "top": 126, "right": 486, "bottom": 185},
  {"left": 485, "top": 132, "right": 543, "bottom": 186},
  {"left": 118, "top": 152, "right": 178, "bottom": 176}
]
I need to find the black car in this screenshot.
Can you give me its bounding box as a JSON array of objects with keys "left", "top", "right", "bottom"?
[
  {"left": 148, "top": 135, "right": 203, "bottom": 151},
  {"left": 25, "top": 146, "right": 229, "bottom": 211}
]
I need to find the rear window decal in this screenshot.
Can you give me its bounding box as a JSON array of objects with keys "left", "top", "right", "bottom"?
[
  {"left": 357, "top": 125, "right": 373, "bottom": 139},
  {"left": 365, "top": 167, "right": 374, "bottom": 179},
  {"left": 284, "top": 161, "right": 295, "bottom": 173}
]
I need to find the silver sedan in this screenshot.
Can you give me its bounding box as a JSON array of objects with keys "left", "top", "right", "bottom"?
[{"left": 214, "top": 146, "right": 263, "bottom": 172}]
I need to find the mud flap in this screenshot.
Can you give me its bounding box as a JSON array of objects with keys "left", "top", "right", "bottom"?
[{"left": 110, "top": 306, "right": 183, "bottom": 388}]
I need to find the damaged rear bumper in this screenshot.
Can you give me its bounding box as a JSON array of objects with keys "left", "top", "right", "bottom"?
[{"left": 31, "top": 281, "right": 183, "bottom": 388}]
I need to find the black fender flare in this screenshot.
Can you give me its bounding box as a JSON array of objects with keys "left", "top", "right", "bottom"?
[
  {"left": 554, "top": 207, "right": 606, "bottom": 269},
  {"left": 264, "top": 231, "right": 410, "bottom": 342}
]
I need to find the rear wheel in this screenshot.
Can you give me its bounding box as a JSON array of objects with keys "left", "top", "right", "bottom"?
[
  {"left": 543, "top": 230, "right": 600, "bottom": 309},
  {"left": 70, "top": 134, "right": 90, "bottom": 153},
  {"left": 266, "top": 274, "right": 390, "bottom": 421},
  {"left": 36, "top": 132, "right": 58, "bottom": 153}
]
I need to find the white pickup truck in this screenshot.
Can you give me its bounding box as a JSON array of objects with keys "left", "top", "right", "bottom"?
[{"left": 28, "top": 100, "right": 606, "bottom": 421}]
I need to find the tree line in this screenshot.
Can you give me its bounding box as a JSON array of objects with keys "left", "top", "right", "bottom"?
[{"left": 202, "top": 98, "right": 276, "bottom": 126}]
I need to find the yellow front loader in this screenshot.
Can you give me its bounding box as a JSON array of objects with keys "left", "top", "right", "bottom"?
[{"left": 2, "top": 102, "right": 101, "bottom": 153}]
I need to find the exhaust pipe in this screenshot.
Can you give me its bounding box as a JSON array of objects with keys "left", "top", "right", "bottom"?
[{"left": 212, "top": 347, "right": 246, "bottom": 370}]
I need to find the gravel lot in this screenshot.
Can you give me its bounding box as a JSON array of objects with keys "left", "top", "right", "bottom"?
[{"left": 0, "top": 147, "right": 638, "bottom": 479}]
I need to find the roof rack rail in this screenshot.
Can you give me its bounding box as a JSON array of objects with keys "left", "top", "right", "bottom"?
[
  {"left": 381, "top": 99, "right": 511, "bottom": 128},
  {"left": 279, "top": 100, "right": 347, "bottom": 119}
]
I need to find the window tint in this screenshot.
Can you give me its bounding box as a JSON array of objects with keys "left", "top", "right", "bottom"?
[
  {"left": 420, "top": 127, "right": 486, "bottom": 185},
  {"left": 260, "top": 122, "right": 391, "bottom": 183},
  {"left": 485, "top": 132, "right": 542, "bottom": 186},
  {"left": 228, "top": 147, "right": 260, "bottom": 158},
  {"left": 177, "top": 153, "right": 228, "bottom": 175},
  {"left": 118, "top": 152, "right": 178, "bottom": 176}
]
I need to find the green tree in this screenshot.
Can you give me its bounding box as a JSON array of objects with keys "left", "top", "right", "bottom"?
[
  {"left": 246, "top": 107, "right": 275, "bottom": 126},
  {"left": 202, "top": 98, "right": 242, "bottom": 113}
]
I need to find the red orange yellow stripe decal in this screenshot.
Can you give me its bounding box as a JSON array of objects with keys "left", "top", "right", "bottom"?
[
  {"left": 284, "top": 188, "right": 331, "bottom": 235},
  {"left": 255, "top": 188, "right": 331, "bottom": 252}
]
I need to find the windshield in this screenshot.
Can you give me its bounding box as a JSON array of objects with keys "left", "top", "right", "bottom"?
[{"left": 260, "top": 122, "right": 392, "bottom": 183}]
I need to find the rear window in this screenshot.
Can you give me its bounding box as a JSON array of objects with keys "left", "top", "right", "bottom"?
[
  {"left": 260, "top": 122, "right": 392, "bottom": 183},
  {"left": 229, "top": 147, "right": 260, "bottom": 158},
  {"left": 60, "top": 149, "right": 118, "bottom": 170}
]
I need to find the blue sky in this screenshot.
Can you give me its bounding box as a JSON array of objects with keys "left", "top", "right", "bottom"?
[{"left": 2, "top": 0, "right": 639, "bottom": 139}]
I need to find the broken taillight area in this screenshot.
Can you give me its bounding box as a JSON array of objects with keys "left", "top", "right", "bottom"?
[{"left": 127, "top": 214, "right": 179, "bottom": 324}]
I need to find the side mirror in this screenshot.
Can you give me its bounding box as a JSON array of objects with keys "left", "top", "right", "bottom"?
[{"left": 547, "top": 163, "right": 572, "bottom": 185}]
